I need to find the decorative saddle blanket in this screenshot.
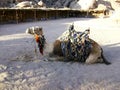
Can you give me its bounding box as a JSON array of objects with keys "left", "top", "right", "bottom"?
[{"left": 58, "top": 24, "right": 92, "bottom": 62}]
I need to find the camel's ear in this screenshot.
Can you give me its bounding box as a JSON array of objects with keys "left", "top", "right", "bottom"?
[
  {"left": 53, "top": 40, "right": 63, "bottom": 56},
  {"left": 26, "top": 28, "right": 29, "bottom": 34},
  {"left": 26, "top": 27, "right": 34, "bottom": 35},
  {"left": 26, "top": 28, "right": 33, "bottom": 35},
  {"left": 39, "top": 28, "right": 43, "bottom": 35}
]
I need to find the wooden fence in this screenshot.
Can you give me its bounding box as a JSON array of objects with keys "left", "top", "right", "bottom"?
[{"left": 0, "top": 8, "right": 105, "bottom": 24}]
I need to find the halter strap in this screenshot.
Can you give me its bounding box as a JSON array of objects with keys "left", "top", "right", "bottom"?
[{"left": 34, "top": 34, "right": 46, "bottom": 55}]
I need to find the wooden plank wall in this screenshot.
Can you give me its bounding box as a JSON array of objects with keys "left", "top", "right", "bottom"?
[{"left": 0, "top": 9, "right": 104, "bottom": 24}]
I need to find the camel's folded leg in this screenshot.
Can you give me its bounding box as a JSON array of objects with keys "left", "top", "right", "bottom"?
[
  {"left": 85, "top": 39, "right": 103, "bottom": 64},
  {"left": 85, "top": 39, "right": 111, "bottom": 65},
  {"left": 85, "top": 53, "right": 102, "bottom": 64}
]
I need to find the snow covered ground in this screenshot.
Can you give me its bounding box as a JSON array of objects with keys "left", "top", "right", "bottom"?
[{"left": 0, "top": 18, "right": 120, "bottom": 90}]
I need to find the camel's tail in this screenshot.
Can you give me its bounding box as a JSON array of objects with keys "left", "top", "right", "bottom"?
[{"left": 101, "top": 49, "right": 111, "bottom": 65}]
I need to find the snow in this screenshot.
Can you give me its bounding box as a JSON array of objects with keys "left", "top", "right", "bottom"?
[{"left": 0, "top": 18, "right": 120, "bottom": 90}]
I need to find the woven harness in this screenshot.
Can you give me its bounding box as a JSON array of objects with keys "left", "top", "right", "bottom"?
[
  {"left": 37, "top": 35, "right": 46, "bottom": 55},
  {"left": 59, "top": 25, "right": 92, "bottom": 62}
]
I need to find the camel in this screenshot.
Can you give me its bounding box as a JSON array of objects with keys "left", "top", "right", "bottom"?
[{"left": 26, "top": 25, "right": 111, "bottom": 65}]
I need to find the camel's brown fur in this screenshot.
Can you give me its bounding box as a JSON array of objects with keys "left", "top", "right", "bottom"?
[{"left": 52, "top": 39, "right": 111, "bottom": 65}]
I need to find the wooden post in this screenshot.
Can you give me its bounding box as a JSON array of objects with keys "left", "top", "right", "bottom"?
[
  {"left": 16, "top": 10, "right": 19, "bottom": 24},
  {"left": 45, "top": 10, "right": 48, "bottom": 20},
  {"left": 0, "top": 10, "right": 4, "bottom": 24},
  {"left": 56, "top": 10, "right": 58, "bottom": 19},
  {"left": 34, "top": 9, "right": 37, "bottom": 21},
  {"left": 2, "top": 10, "right": 5, "bottom": 23}
]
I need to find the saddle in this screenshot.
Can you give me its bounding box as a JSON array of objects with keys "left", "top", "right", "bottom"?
[{"left": 59, "top": 24, "right": 92, "bottom": 62}]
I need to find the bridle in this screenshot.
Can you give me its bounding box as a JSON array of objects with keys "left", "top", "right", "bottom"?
[{"left": 26, "top": 26, "right": 46, "bottom": 55}]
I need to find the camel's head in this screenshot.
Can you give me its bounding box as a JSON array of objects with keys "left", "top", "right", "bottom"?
[
  {"left": 26, "top": 26, "right": 46, "bottom": 55},
  {"left": 26, "top": 26, "right": 43, "bottom": 35}
]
